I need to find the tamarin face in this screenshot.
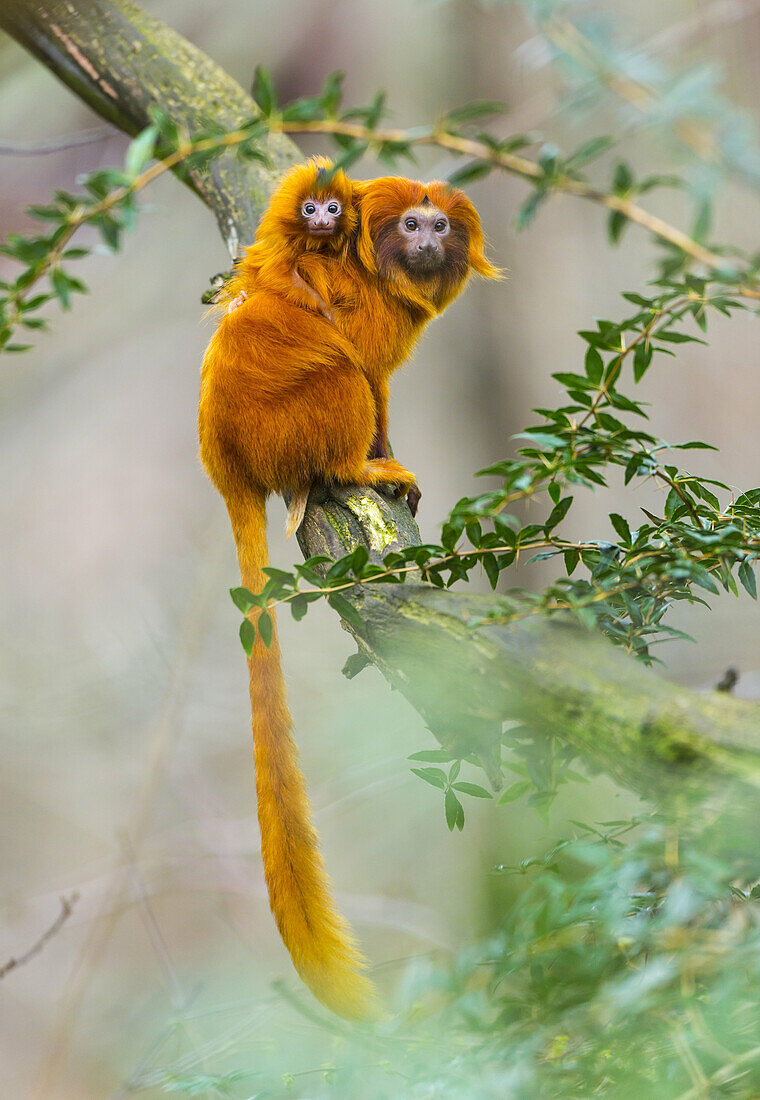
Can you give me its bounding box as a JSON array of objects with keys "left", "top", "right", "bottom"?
[
  {"left": 356, "top": 177, "right": 499, "bottom": 296},
  {"left": 375, "top": 197, "right": 470, "bottom": 286},
  {"left": 394, "top": 200, "right": 452, "bottom": 274},
  {"left": 300, "top": 195, "right": 344, "bottom": 238}
]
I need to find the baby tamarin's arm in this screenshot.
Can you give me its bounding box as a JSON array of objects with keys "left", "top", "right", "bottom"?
[{"left": 228, "top": 272, "right": 333, "bottom": 323}]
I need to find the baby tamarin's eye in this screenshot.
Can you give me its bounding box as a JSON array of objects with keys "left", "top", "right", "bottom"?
[
  {"left": 327, "top": 202, "right": 341, "bottom": 215},
  {"left": 302, "top": 202, "right": 316, "bottom": 215}
]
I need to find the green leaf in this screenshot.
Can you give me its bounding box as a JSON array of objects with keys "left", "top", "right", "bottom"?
[
  {"left": 350, "top": 545, "right": 369, "bottom": 574},
  {"left": 447, "top": 160, "right": 492, "bottom": 186},
  {"left": 289, "top": 594, "right": 308, "bottom": 622},
  {"left": 498, "top": 779, "right": 532, "bottom": 804},
  {"left": 319, "top": 71, "right": 345, "bottom": 115},
  {"left": 445, "top": 100, "right": 508, "bottom": 124},
  {"left": 239, "top": 618, "right": 256, "bottom": 657},
  {"left": 633, "top": 342, "right": 653, "bottom": 382},
  {"left": 566, "top": 135, "right": 614, "bottom": 168},
  {"left": 609, "top": 513, "right": 631, "bottom": 545},
  {"left": 445, "top": 789, "right": 465, "bottom": 831},
  {"left": 564, "top": 548, "right": 580, "bottom": 575},
  {"left": 545, "top": 497, "right": 573, "bottom": 531},
  {"left": 409, "top": 750, "right": 452, "bottom": 763},
  {"left": 612, "top": 161, "right": 633, "bottom": 193},
  {"left": 483, "top": 553, "right": 500, "bottom": 589},
  {"left": 607, "top": 209, "right": 628, "bottom": 244},
  {"left": 411, "top": 767, "right": 447, "bottom": 790},
  {"left": 452, "top": 782, "right": 492, "bottom": 799},
  {"left": 230, "top": 587, "right": 255, "bottom": 613},
  {"left": 514, "top": 189, "right": 547, "bottom": 232},
  {"left": 513, "top": 431, "right": 564, "bottom": 450},
  {"left": 262, "top": 566, "right": 296, "bottom": 585},
  {"left": 257, "top": 611, "right": 273, "bottom": 648},
  {"left": 50, "top": 268, "right": 71, "bottom": 309},
  {"left": 252, "top": 65, "right": 277, "bottom": 116},
  {"left": 125, "top": 124, "right": 158, "bottom": 177},
  {"left": 327, "top": 593, "right": 364, "bottom": 631},
  {"left": 585, "top": 347, "right": 603, "bottom": 384},
  {"left": 739, "top": 559, "right": 757, "bottom": 599}
]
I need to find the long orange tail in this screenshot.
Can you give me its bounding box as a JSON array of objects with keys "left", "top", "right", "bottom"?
[{"left": 225, "top": 488, "right": 381, "bottom": 1020}]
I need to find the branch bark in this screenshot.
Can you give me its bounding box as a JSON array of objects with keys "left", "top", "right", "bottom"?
[
  {"left": 5, "top": 0, "right": 760, "bottom": 824},
  {"left": 0, "top": 0, "right": 297, "bottom": 254}
]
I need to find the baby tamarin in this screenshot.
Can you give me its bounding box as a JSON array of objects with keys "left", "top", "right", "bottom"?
[{"left": 199, "top": 161, "right": 497, "bottom": 1019}]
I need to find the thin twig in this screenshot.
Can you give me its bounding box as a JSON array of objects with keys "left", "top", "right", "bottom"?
[
  {"left": 0, "top": 125, "right": 113, "bottom": 156},
  {"left": 0, "top": 893, "right": 79, "bottom": 979}
]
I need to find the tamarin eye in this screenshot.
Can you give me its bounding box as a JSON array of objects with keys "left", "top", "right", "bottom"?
[
  {"left": 405, "top": 218, "right": 418, "bottom": 231},
  {"left": 434, "top": 220, "right": 448, "bottom": 232},
  {"left": 302, "top": 202, "right": 316, "bottom": 216},
  {"left": 327, "top": 202, "right": 341, "bottom": 215}
]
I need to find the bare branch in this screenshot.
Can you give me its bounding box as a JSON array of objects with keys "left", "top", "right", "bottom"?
[
  {"left": 0, "top": 894, "right": 79, "bottom": 980},
  {"left": 0, "top": 124, "right": 113, "bottom": 155}
]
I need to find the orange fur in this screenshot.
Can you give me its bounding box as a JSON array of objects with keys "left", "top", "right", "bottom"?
[
  {"left": 335, "top": 174, "right": 500, "bottom": 460},
  {"left": 199, "top": 161, "right": 497, "bottom": 1019},
  {"left": 199, "top": 287, "right": 412, "bottom": 1020},
  {"left": 220, "top": 156, "right": 357, "bottom": 319}
]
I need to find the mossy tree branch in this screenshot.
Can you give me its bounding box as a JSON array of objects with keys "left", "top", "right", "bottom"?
[
  {"left": 5, "top": 0, "right": 760, "bottom": 824},
  {"left": 0, "top": 0, "right": 297, "bottom": 254}
]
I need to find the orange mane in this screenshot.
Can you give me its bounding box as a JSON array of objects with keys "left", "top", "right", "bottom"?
[{"left": 355, "top": 176, "right": 499, "bottom": 310}]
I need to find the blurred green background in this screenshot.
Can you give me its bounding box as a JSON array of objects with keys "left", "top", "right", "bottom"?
[{"left": 2, "top": 1, "right": 760, "bottom": 1094}]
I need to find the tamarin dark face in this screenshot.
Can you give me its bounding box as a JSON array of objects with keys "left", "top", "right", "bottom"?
[
  {"left": 395, "top": 202, "right": 451, "bottom": 273},
  {"left": 371, "top": 194, "right": 471, "bottom": 286},
  {"left": 300, "top": 195, "right": 344, "bottom": 238}
]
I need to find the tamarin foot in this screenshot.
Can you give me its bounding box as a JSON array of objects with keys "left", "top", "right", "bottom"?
[{"left": 359, "top": 457, "right": 416, "bottom": 499}]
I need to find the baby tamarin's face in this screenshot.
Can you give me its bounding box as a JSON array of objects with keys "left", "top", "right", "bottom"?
[{"left": 300, "top": 195, "right": 344, "bottom": 238}]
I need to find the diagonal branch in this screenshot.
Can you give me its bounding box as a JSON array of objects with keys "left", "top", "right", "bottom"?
[{"left": 0, "top": 0, "right": 297, "bottom": 254}]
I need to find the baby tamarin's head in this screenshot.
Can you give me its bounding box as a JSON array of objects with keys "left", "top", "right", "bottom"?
[
  {"left": 355, "top": 177, "right": 499, "bottom": 306},
  {"left": 257, "top": 156, "right": 358, "bottom": 255}
]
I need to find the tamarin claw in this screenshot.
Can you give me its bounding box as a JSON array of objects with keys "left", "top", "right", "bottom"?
[{"left": 407, "top": 483, "right": 422, "bottom": 517}]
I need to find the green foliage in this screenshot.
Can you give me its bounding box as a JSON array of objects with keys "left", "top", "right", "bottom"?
[
  {"left": 122, "top": 817, "right": 760, "bottom": 1098},
  {"left": 7, "top": 28, "right": 760, "bottom": 1095},
  {"left": 229, "top": 268, "right": 760, "bottom": 670}
]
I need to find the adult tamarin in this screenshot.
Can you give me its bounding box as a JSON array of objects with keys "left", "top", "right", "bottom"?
[
  {"left": 199, "top": 163, "right": 497, "bottom": 1019},
  {"left": 227, "top": 160, "right": 499, "bottom": 525}
]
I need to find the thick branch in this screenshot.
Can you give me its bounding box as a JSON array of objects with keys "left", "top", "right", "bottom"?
[
  {"left": 297, "top": 485, "right": 760, "bottom": 830},
  {"left": 7, "top": 0, "right": 760, "bottom": 820},
  {"left": 0, "top": 0, "right": 297, "bottom": 253}
]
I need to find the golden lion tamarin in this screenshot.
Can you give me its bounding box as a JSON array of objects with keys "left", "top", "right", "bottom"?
[
  {"left": 227, "top": 159, "right": 499, "bottom": 523},
  {"left": 199, "top": 161, "right": 497, "bottom": 1019}
]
